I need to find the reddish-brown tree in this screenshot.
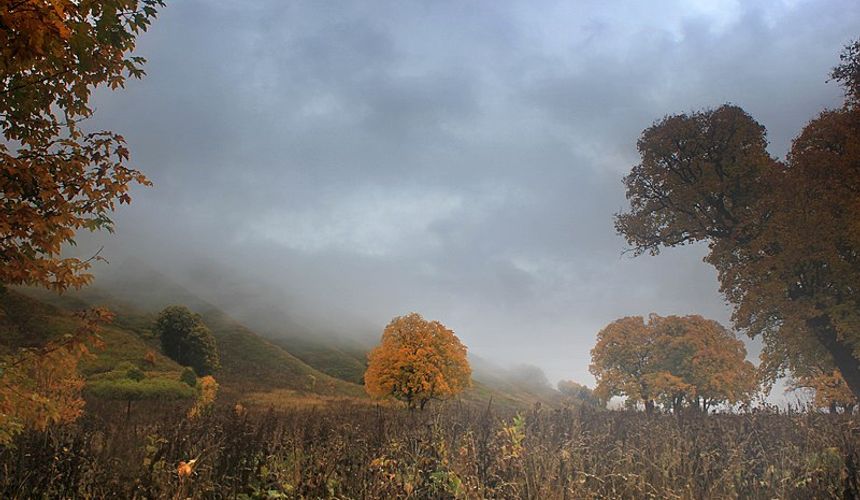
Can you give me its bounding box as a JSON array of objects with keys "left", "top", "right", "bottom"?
[{"left": 615, "top": 41, "right": 860, "bottom": 398}]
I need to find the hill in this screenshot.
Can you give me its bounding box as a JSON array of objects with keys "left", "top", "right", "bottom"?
[
  {"left": 16, "top": 279, "right": 365, "bottom": 403},
  {"left": 0, "top": 286, "right": 186, "bottom": 395},
  {"left": 13, "top": 258, "right": 566, "bottom": 408}
]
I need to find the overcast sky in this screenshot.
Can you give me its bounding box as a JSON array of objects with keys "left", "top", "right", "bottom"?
[{"left": 80, "top": 0, "right": 859, "bottom": 386}]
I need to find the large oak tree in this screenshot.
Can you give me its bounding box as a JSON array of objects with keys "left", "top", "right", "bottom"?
[{"left": 615, "top": 41, "right": 860, "bottom": 398}]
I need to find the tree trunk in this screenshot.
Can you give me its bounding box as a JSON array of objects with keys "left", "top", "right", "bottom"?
[
  {"left": 644, "top": 400, "right": 655, "bottom": 414},
  {"left": 808, "top": 315, "right": 860, "bottom": 400}
]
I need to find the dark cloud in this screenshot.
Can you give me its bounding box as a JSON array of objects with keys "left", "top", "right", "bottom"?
[{"left": 77, "top": 0, "right": 859, "bottom": 387}]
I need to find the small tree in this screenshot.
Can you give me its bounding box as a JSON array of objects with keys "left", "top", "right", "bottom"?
[
  {"left": 155, "top": 306, "right": 220, "bottom": 376},
  {"left": 0, "top": 343, "right": 86, "bottom": 444},
  {"left": 589, "top": 316, "right": 661, "bottom": 412},
  {"left": 365, "top": 313, "right": 471, "bottom": 410},
  {"left": 557, "top": 380, "right": 599, "bottom": 407}
]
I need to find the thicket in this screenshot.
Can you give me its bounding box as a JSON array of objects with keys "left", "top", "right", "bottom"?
[{"left": 1, "top": 402, "right": 858, "bottom": 499}]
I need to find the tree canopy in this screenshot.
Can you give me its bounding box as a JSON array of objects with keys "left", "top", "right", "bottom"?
[
  {"left": 364, "top": 313, "right": 471, "bottom": 410},
  {"left": 154, "top": 306, "right": 220, "bottom": 376},
  {"left": 614, "top": 40, "right": 860, "bottom": 399},
  {"left": 0, "top": 0, "right": 162, "bottom": 291},
  {"left": 590, "top": 314, "right": 757, "bottom": 412}
]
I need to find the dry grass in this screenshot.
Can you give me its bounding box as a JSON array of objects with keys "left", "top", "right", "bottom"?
[{"left": 1, "top": 401, "right": 858, "bottom": 499}]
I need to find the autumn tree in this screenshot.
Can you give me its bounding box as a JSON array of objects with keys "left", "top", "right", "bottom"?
[
  {"left": 614, "top": 41, "right": 860, "bottom": 399},
  {"left": 0, "top": 0, "right": 163, "bottom": 442},
  {"left": 0, "top": 306, "right": 113, "bottom": 444},
  {"left": 589, "top": 316, "right": 661, "bottom": 412},
  {"left": 650, "top": 315, "right": 757, "bottom": 412},
  {"left": 1, "top": 0, "right": 163, "bottom": 291},
  {"left": 590, "top": 314, "right": 756, "bottom": 412},
  {"left": 364, "top": 313, "right": 471, "bottom": 410},
  {"left": 155, "top": 306, "right": 220, "bottom": 376},
  {"left": 789, "top": 369, "right": 857, "bottom": 414}
]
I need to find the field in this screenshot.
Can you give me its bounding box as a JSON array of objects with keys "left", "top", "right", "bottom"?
[
  {"left": 2, "top": 401, "right": 858, "bottom": 499},
  {"left": 4, "top": 281, "right": 860, "bottom": 499}
]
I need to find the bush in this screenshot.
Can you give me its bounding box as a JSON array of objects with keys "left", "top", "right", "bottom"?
[
  {"left": 180, "top": 367, "right": 197, "bottom": 387},
  {"left": 86, "top": 378, "right": 196, "bottom": 402},
  {"left": 126, "top": 367, "right": 145, "bottom": 382}
]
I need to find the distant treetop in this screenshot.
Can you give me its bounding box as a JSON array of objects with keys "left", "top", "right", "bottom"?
[{"left": 155, "top": 306, "right": 220, "bottom": 376}]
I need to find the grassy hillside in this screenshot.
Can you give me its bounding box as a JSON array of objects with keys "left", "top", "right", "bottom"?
[
  {"left": 0, "top": 287, "right": 79, "bottom": 353},
  {"left": 0, "top": 287, "right": 172, "bottom": 371},
  {"left": 270, "top": 334, "right": 369, "bottom": 384},
  {"left": 12, "top": 259, "right": 565, "bottom": 409},
  {"left": 18, "top": 281, "right": 364, "bottom": 403},
  {"left": 0, "top": 286, "right": 190, "bottom": 413}
]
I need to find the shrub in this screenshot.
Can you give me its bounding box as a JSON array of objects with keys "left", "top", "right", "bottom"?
[
  {"left": 180, "top": 367, "right": 197, "bottom": 388},
  {"left": 86, "top": 378, "right": 196, "bottom": 402},
  {"left": 126, "top": 367, "right": 145, "bottom": 382}
]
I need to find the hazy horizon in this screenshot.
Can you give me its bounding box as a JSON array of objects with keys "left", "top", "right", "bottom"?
[{"left": 68, "top": 0, "right": 859, "bottom": 389}]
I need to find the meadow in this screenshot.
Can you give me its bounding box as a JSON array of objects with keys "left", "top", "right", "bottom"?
[{"left": 2, "top": 401, "right": 858, "bottom": 499}]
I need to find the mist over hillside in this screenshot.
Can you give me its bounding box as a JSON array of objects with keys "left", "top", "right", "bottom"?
[{"left": 77, "top": 256, "right": 569, "bottom": 388}]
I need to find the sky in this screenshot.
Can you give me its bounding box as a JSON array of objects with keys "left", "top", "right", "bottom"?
[{"left": 78, "top": 0, "right": 859, "bottom": 387}]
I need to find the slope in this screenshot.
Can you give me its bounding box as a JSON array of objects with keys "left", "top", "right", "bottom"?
[{"left": 17, "top": 269, "right": 365, "bottom": 402}]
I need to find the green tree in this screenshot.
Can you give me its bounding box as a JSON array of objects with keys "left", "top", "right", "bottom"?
[
  {"left": 155, "top": 306, "right": 220, "bottom": 376},
  {"left": 614, "top": 41, "right": 860, "bottom": 398}
]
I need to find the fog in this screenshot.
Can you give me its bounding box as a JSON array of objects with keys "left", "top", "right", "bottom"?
[{"left": 72, "top": 0, "right": 858, "bottom": 387}]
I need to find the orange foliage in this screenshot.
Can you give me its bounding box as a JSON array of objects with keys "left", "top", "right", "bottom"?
[
  {"left": 0, "top": 0, "right": 162, "bottom": 291},
  {"left": 177, "top": 458, "right": 197, "bottom": 479},
  {"left": 0, "top": 345, "right": 85, "bottom": 443},
  {"left": 591, "top": 314, "right": 756, "bottom": 412},
  {"left": 143, "top": 349, "right": 157, "bottom": 366},
  {"left": 0, "top": 307, "right": 112, "bottom": 444},
  {"left": 613, "top": 41, "right": 860, "bottom": 398},
  {"left": 790, "top": 369, "right": 857, "bottom": 413},
  {"left": 365, "top": 313, "right": 471, "bottom": 410},
  {"left": 187, "top": 376, "right": 219, "bottom": 420}
]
